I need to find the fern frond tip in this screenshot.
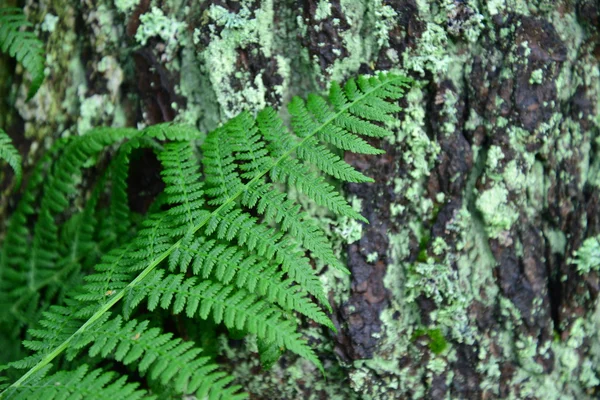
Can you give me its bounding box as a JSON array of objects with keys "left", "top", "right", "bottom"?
[{"left": 0, "top": 129, "right": 22, "bottom": 189}]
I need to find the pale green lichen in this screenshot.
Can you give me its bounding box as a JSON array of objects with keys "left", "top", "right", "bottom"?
[
  {"left": 114, "top": 0, "right": 138, "bottom": 14},
  {"left": 440, "top": 90, "right": 459, "bottom": 136},
  {"left": 97, "top": 56, "right": 123, "bottom": 101},
  {"left": 199, "top": 1, "right": 274, "bottom": 119},
  {"left": 544, "top": 229, "right": 566, "bottom": 255},
  {"left": 323, "top": 0, "right": 395, "bottom": 82},
  {"left": 210, "top": 4, "right": 252, "bottom": 29},
  {"left": 334, "top": 196, "right": 364, "bottom": 244},
  {"left": 394, "top": 87, "right": 441, "bottom": 181},
  {"left": 314, "top": 0, "right": 332, "bottom": 21},
  {"left": 529, "top": 68, "right": 544, "bottom": 84},
  {"left": 325, "top": 0, "right": 368, "bottom": 83},
  {"left": 572, "top": 236, "right": 600, "bottom": 275},
  {"left": 475, "top": 184, "right": 519, "bottom": 239},
  {"left": 366, "top": 252, "right": 379, "bottom": 263},
  {"left": 135, "top": 7, "right": 187, "bottom": 59},
  {"left": 508, "top": 310, "right": 600, "bottom": 399},
  {"left": 501, "top": 161, "right": 523, "bottom": 190},
  {"left": 406, "top": 259, "right": 476, "bottom": 345},
  {"left": 486, "top": 145, "right": 505, "bottom": 172},
  {"left": 77, "top": 94, "right": 115, "bottom": 135},
  {"left": 403, "top": 22, "right": 451, "bottom": 77},
  {"left": 441, "top": 0, "right": 484, "bottom": 43},
  {"left": 87, "top": 5, "right": 120, "bottom": 53},
  {"left": 372, "top": 1, "right": 397, "bottom": 47},
  {"left": 485, "top": 0, "right": 532, "bottom": 17},
  {"left": 41, "top": 13, "right": 59, "bottom": 33},
  {"left": 432, "top": 237, "right": 448, "bottom": 256}
]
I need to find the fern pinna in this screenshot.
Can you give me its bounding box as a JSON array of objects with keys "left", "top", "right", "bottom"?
[
  {"left": 0, "top": 129, "right": 22, "bottom": 189},
  {"left": 0, "top": 7, "right": 45, "bottom": 100},
  {"left": 0, "top": 73, "right": 412, "bottom": 399}
]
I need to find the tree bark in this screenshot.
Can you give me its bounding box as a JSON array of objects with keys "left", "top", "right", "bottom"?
[{"left": 3, "top": 0, "right": 600, "bottom": 398}]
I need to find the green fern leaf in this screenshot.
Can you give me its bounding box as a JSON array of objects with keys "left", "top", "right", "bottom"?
[
  {"left": 170, "top": 236, "right": 334, "bottom": 329},
  {"left": 18, "top": 129, "right": 136, "bottom": 314},
  {"left": 0, "top": 7, "right": 45, "bottom": 100},
  {"left": 109, "top": 135, "right": 160, "bottom": 240},
  {"left": 1, "top": 364, "right": 150, "bottom": 400},
  {"left": 124, "top": 269, "right": 323, "bottom": 372},
  {"left": 2, "top": 73, "right": 412, "bottom": 397},
  {"left": 0, "top": 129, "right": 22, "bottom": 189}
]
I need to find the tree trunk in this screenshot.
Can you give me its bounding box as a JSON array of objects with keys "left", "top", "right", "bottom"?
[{"left": 3, "top": 0, "right": 600, "bottom": 398}]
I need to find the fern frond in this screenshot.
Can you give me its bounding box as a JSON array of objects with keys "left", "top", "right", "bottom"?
[
  {"left": 242, "top": 179, "right": 347, "bottom": 272},
  {"left": 108, "top": 136, "right": 160, "bottom": 240},
  {"left": 160, "top": 141, "right": 332, "bottom": 322},
  {"left": 9, "top": 129, "right": 137, "bottom": 318},
  {"left": 204, "top": 204, "right": 329, "bottom": 306},
  {"left": 296, "top": 136, "right": 373, "bottom": 182},
  {"left": 74, "top": 315, "right": 243, "bottom": 399},
  {"left": 17, "top": 306, "right": 82, "bottom": 365},
  {"left": 0, "top": 139, "right": 68, "bottom": 331},
  {"left": 273, "top": 157, "right": 365, "bottom": 220},
  {"left": 56, "top": 171, "right": 108, "bottom": 269},
  {"left": 16, "top": 307, "right": 244, "bottom": 399},
  {"left": 169, "top": 236, "right": 334, "bottom": 329},
  {"left": 0, "top": 129, "right": 22, "bottom": 188},
  {"left": 3, "top": 73, "right": 412, "bottom": 396},
  {"left": 203, "top": 113, "right": 347, "bottom": 292},
  {"left": 123, "top": 270, "right": 322, "bottom": 371},
  {"left": 202, "top": 127, "right": 244, "bottom": 205},
  {"left": 76, "top": 212, "right": 172, "bottom": 308},
  {"left": 158, "top": 142, "right": 206, "bottom": 225},
  {"left": 1, "top": 364, "right": 150, "bottom": 400},
  {"left": 142, "top": 122, "right": 202, "bottom": 141},
  {"left": 0, "top": 7, "right": 45, "bottom": 99}
]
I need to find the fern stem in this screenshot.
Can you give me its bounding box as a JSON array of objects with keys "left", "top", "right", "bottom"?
[{"left": 2, "top": 74, "right": 406, "bottom": 395}]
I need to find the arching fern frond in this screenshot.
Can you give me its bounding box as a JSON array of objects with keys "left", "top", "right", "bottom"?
[
  {"left": 0, "top": 140, "right": 67, "bottom": 336},
  {"left": 0, "top": 129, "right": 21, "bottom": 189},
  {"left": 1, "top": 73, "right": 412, "bottom": 398},
  {"left": 0, "top": 7, "right": 45, "bottom": 100},
  {"left": 2, "top": 129, "right": 137, "bottom": 326}
]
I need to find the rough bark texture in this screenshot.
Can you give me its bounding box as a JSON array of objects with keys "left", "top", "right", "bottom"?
[{"left": 2, "top": 0, "right": 600, "bottom": 399}]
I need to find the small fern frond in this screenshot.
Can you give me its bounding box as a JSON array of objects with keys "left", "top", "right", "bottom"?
[
  {"left": 242, "top": 179, "right": 347, "bottom": 272},
  {"left": 202, "top": 127, "right": 244, "bottom": 205},
  {"left": 296, "top": 136, "right": 373, "bottom": 182},
  {"left": 0, "top": 7, "right": 45, "bottom": 100},
  {"left": 16, "top": 308, "right": 244, "bottom": 399},
  {"left": 19, "top": 306, "right": 82, "bottom": 364},
  {"left": 0, "top": 129, "right": 22, "bottom": 189},
  {"left": 142, "top": 122, "right": 202, "bottom": 141}
]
